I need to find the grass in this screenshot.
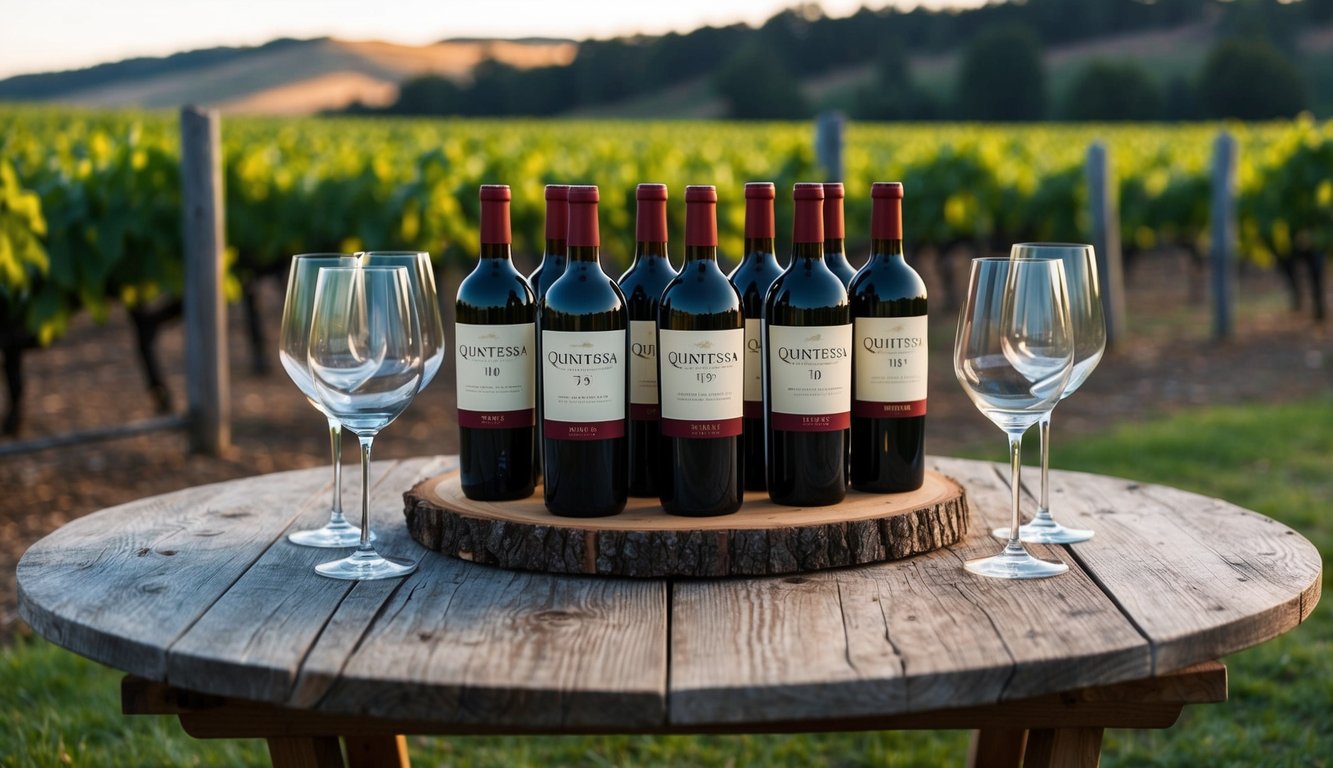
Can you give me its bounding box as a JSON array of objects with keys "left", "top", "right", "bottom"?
[{"left": 3, "top": 396, "right": 1329, "bottom": 766}]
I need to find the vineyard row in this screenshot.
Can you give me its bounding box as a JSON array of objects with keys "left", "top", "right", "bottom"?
[{"left": 1, "top": 107, "right": 1330, "bottom": 348}]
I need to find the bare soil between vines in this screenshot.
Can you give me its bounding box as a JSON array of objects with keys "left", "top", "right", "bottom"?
[{"left": 2, "top": 253, "right": 1330, "bottom": 636}]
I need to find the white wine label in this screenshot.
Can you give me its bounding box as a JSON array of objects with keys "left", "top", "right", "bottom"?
[
  {"left": 628, "top": 319, "right": 659, "bottom": 419},
  {"left": 743, "top": 318, "right": 763, "bottom": 418},
  {"left": 767, "top": 323, "right": 852, "bottom": 432},
  {"left": 455, "top": 322, "right": 535, "bottom": 429},
  {"left": 542, "top": 329, "right": 626, "bottom": 440},
  {"left": 853, "top": 315, "right": 928, "bottom": 418},
  {"left": 659, "top": 328, "right": 745, "bottom": 439}
]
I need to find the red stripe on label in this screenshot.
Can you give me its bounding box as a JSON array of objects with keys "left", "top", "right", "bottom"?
[
  {"left": 852, "top": 400, "right": 927, "bottom": 418},
  {"left": 458, "top": 409, "right": 535, "bottom": 429},
  {"left": 743, "top": 400, "right": 763, "bottom": 419},
  {"left": 544, "top": 418, "right": 626, "bottom": 441},
  {"left": 771, "top": 411, "right": 851, "bottom": 432},
  {"left": 629, "top": 403, "right": 659, "bottom": 421},
  {"left": 661, "top": 417, "right": 743, "bottom": 439}
]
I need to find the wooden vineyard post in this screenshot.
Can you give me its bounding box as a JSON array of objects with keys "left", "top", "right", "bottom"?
[
  {"left": 1210, "top": 131, "right": 1238, "bottom": 341},
  {"left": 815, "top": 112, "right": 845, "bottom": 182},
  {"left": 181, "top": 106, "right": 230, "bottom": 456},
  {"left": 1085, "top": 141, "right": 1126, "bottom": 348}
]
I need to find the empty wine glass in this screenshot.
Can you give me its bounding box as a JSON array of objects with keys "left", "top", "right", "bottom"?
[
  {"left": 360, "top": 251, "right": 446, "bottom": 390},
  {"left": 994, "top": 243, "right": 1106, "bottom": 544},
  {"left": 954, "top": 257, "right": 1074, "bottom": 579},
  {"left": 279, "top": 253, "right": 370, "bottom": 548},
  {"left": 307, "top": 266, "right": 424, "bottom": 580}
]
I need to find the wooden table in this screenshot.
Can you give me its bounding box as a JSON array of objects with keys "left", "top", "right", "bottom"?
[{"left": 17, "top": 456, "right": 1322, "bottom": 767}]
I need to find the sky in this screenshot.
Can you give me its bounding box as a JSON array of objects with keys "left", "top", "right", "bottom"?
[{"left": 0, "top": 0, "right": 983, "bottom": 80}]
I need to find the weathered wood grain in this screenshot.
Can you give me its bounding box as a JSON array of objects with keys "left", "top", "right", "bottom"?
[
  {"left": 405, "top": 469, "right": 968, "bottom": 577},
  {"left": 16, "top": 467, "right": 330, "bottom": 681},
  {"left": 19, "top": 454, "right": 1318, "bottom": 735},
  {"left": 1032, "top": 466, "right": 1323, "bottom": 673},
  {"left": 669, "top": 457, "right": 1151, "bottom": 725},
  {"left": 307, "top": 556, "right": 667, "bottom": 728},
  {"left": 165, "top": 457, "right": 454, "bottom": 701}
]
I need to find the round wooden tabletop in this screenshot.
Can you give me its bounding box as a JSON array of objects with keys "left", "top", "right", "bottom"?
[{"left": 16, "top": 456, "right": 1321, "bottom": 730}]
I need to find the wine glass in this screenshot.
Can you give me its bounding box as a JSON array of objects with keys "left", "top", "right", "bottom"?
[
  {"left": 994, "top": 243, "right": 1106, "bottom": 544},
  {"left": 954, "top": 257, "right": 1074, "bottom": 579},
  {"left": 359, "top": 251, "right": 446, "bottom": 390},
  {"left": 307, "top": 265, "right": 424, "bottom": 580},
  {"left": 278, "top": 253, "right": 371, "bottom": 548}
]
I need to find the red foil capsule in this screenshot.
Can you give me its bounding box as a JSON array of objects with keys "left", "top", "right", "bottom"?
[
  {"left": 871, "top": 182, "right": 904, "bottom": 241},
  {"left": 567, "top": 185, "right": 600, "bottom": 247},
  {"left": 636, "top": 183, "right": 669, "bottom": 243},
  {"left": 479, "top": 184, "right": 511, "bottom": 245},
  {"left": 792, "top": 182, "right": 825, "bottom": 245},
  {"left": 744, "top": 182, "right": 776, "bottom": 239},
  {"left": 684, "top": 185, "right": 718, "bottom": 247}
]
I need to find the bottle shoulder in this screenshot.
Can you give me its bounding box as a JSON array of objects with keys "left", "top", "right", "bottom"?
[
  {"left": 660, "top": 262, "right": 743, "bottom": 319},
  {"left": 543, "top": 264, "right": 627, "bottom": 317},
  {"left": 766, "top": 261, "right": 850, "bottom": 311},
  {"left": 848, "top": 258, "right": 928, "bottom": 311},
  {"left": 619, "top": 258, "right": 678, "bottom": 292},
  {"left": 729, "top": 253, "right": 784, "bottom": 288},
  {"left": 458, "top": 261, "right": 535, "bottom": 309}
]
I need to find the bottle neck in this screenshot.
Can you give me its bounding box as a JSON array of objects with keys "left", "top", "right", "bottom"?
[
  {"left": 824, "top": 238, "right": 848, "bottom": 259},
  {"left": 743, "top": 237, "right": 777, "bottom": 261},
  {"left": 791, "top": 241, "right": 825, "bottom": 263},
  {"left": 684, "top": 244, "right": 717, "bottom": 264},
  {"left": 632, "top": 240, "right": 669, "bottom": 264},
  {"left": 480, "top": 243, "right": 512, "bottom": 261},
  {"left": 545, "top": 203, "right": 568, "bottom": 242},
  {"left": 869, "top": 238, "right": 905, "bottom": 261},
  {"left": 567, "top": 199, "right": 599, "bottom": 256},
  {"left": 543, "top": 239, "right": 567, "bottom": 262},
  {"left": 567, "top": 244, "right": 600, "bottom": 265}
]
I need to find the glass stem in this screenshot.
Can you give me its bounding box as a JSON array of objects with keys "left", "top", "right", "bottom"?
[
  {"left": 327, "top": 416, "right": 346, "bottom": 524},
  {"left": 1005, "top": 432, "right": 1026, "bottom": 554},
  {"left": 358, "top": 434, "right": 375, "bottom": 553},
  {"left": 1037, "top": 411, "right": 1052, "bottom": 522}
]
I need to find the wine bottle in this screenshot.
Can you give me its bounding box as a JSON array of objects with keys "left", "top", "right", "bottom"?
[
  {"left": 540, "top": 185, "right": 628, "bottom": 517},
  {"left": 658, "top": 185, "right": 745, "bottom": 516},
  {"left": 727, "top": 182, "right": 783, "bottom": 492},
  {"left": 528, "top": 184, "right": 569, "bottom": 304},
  {"left": 849, "top": 182, "right": 927, "bottom": 492},
  {"left": 823, "top": 182, "right": 856, "bottom": 288},
  {"left": 763, "top": 183, "right": 851, "bottom": 507},
  {"left": 618, "top": 183, "right": 678, "bottom": 497},
  {"left": 455, "top": 185, "right": 537, "bottom": 501},
  {"left": 529, "top": 184, "right": 569, "bottom": 477}
]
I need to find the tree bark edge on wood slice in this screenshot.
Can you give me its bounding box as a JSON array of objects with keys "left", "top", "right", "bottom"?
[{"left": 404, "top": 470, "right": 969, "bottom": 578}]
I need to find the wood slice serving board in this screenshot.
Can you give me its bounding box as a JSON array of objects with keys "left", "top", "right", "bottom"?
[{"left": 404, "top": 470, "right": 968, "bottom": 578}]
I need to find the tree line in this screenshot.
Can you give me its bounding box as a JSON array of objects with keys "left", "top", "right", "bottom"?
[{"left": 348, "top": 0, "right": 1331, "bottom": 122}]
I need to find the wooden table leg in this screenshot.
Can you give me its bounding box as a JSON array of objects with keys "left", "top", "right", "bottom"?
[
  {"left": 967, "top": 727, "right": 1028, "bottom": 768},
  {"left": 1023, "top": 727, "right": 1105, "bottom": 768},
  {"left": 266, "top": 736, "right": 346, "bottom": 768},
  {"left": 345, "top": 734, "right": 411, "bottom": 768}
]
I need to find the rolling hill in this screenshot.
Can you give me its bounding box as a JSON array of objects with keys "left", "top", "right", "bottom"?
[
  {"left": 2, "top": 14, "right": 1330, "bottom": 118},
  {"left": 0, "top": 37, "right": 576, "bottom": 114}
]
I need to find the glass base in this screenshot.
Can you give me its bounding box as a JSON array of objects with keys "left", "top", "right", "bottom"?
[
  {"left": 315, "top": 549, "right": 417, "bottom": 581},
  {"left": 993, "top": 510, "right": 1094, "bottom": 545},
  {"left": 965, "top": 543, "right": 1068, "bottom": 580},
  {"left": 288, "top": 520, "right": 374, "bottom": 548}
]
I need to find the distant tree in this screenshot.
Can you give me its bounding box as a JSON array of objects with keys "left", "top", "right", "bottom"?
[
  {"left": 853, "top": 41, "right": 937, "bottom": 121},
  {"left": 713, "top": 43, "right": 811, "bottom": 120},
  {"left": 1162, "top": 75, "right": 1200, "bottom": 121},
  {"left": 1199, "top": 39, "right": 1306, "bottom": 119},
  {"left": 390, "top": 75, "right": 467, "bottom": 115},
  {"left": 954, "top": 24, "right": 1047, "bottom": 121},
  {"left": 1060, "top": 60, "right": 1163, "bottom": 121}
]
